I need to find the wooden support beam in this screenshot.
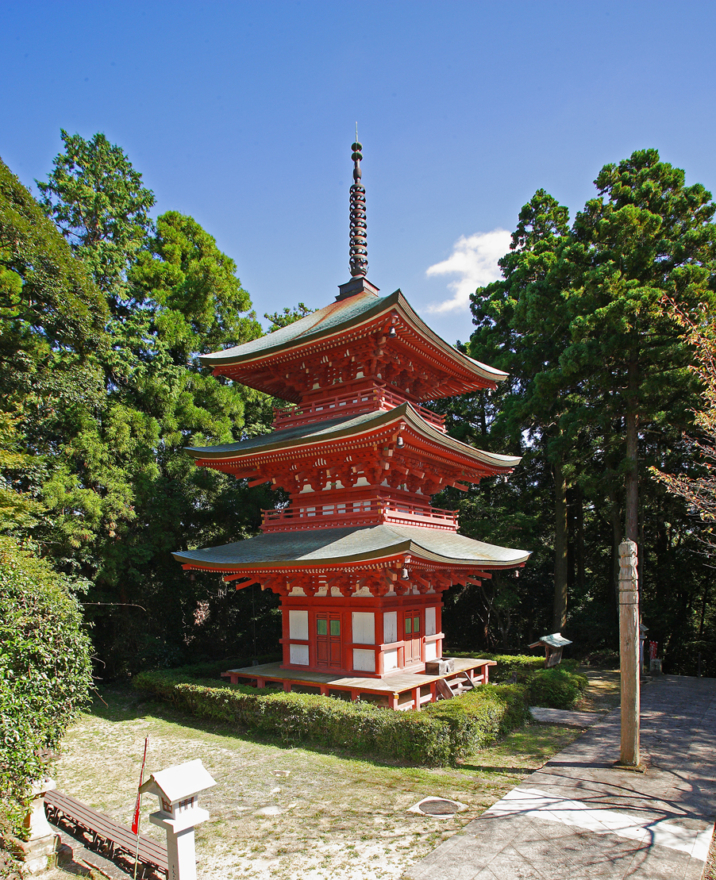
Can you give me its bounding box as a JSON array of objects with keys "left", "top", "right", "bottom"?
[{"left": 618, "top": 540, "right": 641, "bottom": 768}]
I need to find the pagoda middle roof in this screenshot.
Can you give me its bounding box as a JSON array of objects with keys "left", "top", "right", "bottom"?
[
  {"left": 199, "top": 289, "right": 506, "bottom": 388},
  {"left": 173, "top": 523, "right": 530, "bottom": 571},
  {"left": 186, "top": 402, "right": 520, "bottom": 471}
]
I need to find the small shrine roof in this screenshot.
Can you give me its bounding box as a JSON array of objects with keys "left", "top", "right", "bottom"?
[
  {"left": 173, "top": 523, "right": 530, "bottom": 571},
  {"left": 186, "top": 403, "right": 520, "bottom": 471},
  {"left": 528, "top": 633, "right": 573, "bottom": 649},
  {"left": 199, "top": 289, "right": 506, "bottom": 388},
  {"left": 139, "top": 759, "right": 216, "bottom": 802}
]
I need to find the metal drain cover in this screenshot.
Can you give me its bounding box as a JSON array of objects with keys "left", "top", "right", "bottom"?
[{"left": 418, "top": 798, "right": 459, "bottom": 816}]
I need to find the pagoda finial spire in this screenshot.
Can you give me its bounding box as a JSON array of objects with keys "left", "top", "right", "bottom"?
[{"left": 349, "top": 130, "right": 368, "bottom": 278}]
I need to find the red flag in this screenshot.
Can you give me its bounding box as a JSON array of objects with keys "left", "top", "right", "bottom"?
[{"left": 131, "top": 737, "right": 149, "bottom": 835}]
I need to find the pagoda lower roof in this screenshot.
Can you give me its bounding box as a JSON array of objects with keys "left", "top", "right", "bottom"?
[
  {"left": 186, "top": 403, "right": 520, "bottom": 473},
  {"left": 173, "top": 523, "right": 529, "bottom": 572}
]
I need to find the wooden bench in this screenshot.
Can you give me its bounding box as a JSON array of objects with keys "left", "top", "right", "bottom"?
[{"left": 45, "top": 789, "right": 167, "bottom": 878}]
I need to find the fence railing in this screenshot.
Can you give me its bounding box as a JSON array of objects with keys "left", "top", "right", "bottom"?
[
  {"left": 261, "top": 496, "right": 458, "bottom": 533},
  {"left": 272, "top": 387, "right": 446, "bottom": 432}
]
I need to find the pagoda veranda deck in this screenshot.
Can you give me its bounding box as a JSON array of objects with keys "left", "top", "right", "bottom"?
[{"left": 173, "top": 141, "right": 529, "bottom": 704}]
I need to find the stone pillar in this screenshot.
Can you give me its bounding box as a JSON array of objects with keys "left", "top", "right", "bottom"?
[
  {"left": 140, "top": 759, "right": 216, "bottom": 880},
  {"left": 150, "top": 816, "right": 201, "bottom": 880},
  {"left": 618, "top": 540, "right": 640, "bottom": 767},
  {"left": 17, "top": 777, "right": 59, "bottom": 874}
]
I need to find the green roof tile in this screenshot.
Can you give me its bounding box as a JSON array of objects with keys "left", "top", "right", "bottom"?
[
  {"left": 186, "top": 404, "right": 521, "bottom": 470},
  {"left": 199, "top": 289, "right": 507, "bottom": 387},
  {"left": 173, "top": 523, "right": 529, "bottom": 570}
]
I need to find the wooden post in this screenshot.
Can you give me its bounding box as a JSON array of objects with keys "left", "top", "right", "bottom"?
[{"left": 618, "top": 540, "right": 640, "bottom": 767}]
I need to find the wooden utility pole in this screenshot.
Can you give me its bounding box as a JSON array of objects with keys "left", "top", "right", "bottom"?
[{"left": 618, "top": 540, "right": 640, "bottom": 766}]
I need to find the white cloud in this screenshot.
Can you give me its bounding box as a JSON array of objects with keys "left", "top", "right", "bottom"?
[{"left": 425, "top": 229, "right": 511, "bottom": 314}]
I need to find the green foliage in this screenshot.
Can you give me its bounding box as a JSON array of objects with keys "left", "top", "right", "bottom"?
[
  {"left": 454, "top": 653, "right": 547, "bottom": 682},
  {"left": 37, "top": 130, "right": 155, "bottom": 305},
  {"left": 458, "top": 149, "right": 716, "bottom": 663},
  {"left": 1, "top": 155, "right": 108, "bottom": 351},
  {"left": 0, "top": 537, "right": 93, "bottom": 837},
  {"left": 158, "top": 654, "right": 282, "bottom": 680},
  {"left": 446, "top": 653, "right": 586, "bottom": 708},
  {"left": 526, "top": 667, "right": 588, "bottom": 710},
  {"left": 133, "top": 670, "right": 529, "bottom": 766},
  {"left": 18, "top": 136, "right": 272, "bottom": 676},
  {"left": 130, "top": 211, "right": 256, "bottom": 359},
  {"left": 264, "top": 302, "right": 315, "bottom": 331},
  {"left": 0, "top": 411, "right": 43, "bottom": 533}
]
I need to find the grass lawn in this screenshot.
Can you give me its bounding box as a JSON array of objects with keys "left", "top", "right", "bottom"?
[{"left": 44, "top": 670, "right": 611, "bottom": 880}]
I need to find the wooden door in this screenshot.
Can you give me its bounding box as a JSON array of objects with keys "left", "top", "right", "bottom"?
[
  {"left": 316, "top": 613, "right": 342, "bottom": 668},
  {"left": 403, "top": 609, "right": 422, "bottom": 664}
]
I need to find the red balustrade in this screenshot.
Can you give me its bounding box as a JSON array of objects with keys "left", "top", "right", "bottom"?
[
  {"left": 272, "top": 387, "right": 446, "bottom": 432},
  {"left": 261, "top": 496, "right": 458, "bottom": 533}
]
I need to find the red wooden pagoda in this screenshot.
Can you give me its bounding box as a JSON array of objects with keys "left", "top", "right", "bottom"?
[{"left": 174, "top": 142, "right": 529, "bottom": 709}]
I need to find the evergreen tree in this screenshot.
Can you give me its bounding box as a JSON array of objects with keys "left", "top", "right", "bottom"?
[
  {"left": 37, "top": 130, "right": 155, "bottom": 310},
  {"left": 30, "top": 134, "right": 271, "bottom": 674},
  {"left": 467, "top": 150, "right": 716, "bottom": 655}
]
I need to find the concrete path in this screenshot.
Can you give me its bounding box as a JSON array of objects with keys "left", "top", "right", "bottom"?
[
  {"left": 529, "top": 706, "right": 605, "bottom": 728},
  {"left": 406, "top": 676, "right": 716, "bottom": 880}
]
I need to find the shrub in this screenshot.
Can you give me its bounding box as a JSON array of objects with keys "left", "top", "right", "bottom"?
[
  {"left": 159, "top": 654, "right": 281, "bottom": 681},
  {"left": 448, "top": 652, "right": 587, "bottom": 708},
  {"left": 133, "top": 671, "right": 529, "bottom": 766},
  {"left": 526, "top": 666, "right": 588, "bottom": 709},
  {"left": 0, "top": 538, "right": 93, "bottom": 847}
]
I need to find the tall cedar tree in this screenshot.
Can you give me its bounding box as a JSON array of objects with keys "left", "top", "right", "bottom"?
[
  {"left": 470, "top": 150, "right": 716, "bottom": 634},
  {"left": 33, "top": 134, "right": 273, "bottom": 674},
  {"left": 37, "top": 130, "right": 155, "bottom": 311},
  {"left": 469, "top": 190, "right": 575, "bottom": 630}
]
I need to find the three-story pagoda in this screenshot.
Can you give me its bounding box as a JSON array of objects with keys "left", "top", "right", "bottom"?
[{"left": 174, "top": 142, "right": 529, "bottom": 709}]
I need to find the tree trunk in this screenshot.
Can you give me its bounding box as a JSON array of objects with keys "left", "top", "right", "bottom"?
[
  {"left": 553, "top": 458, "right": 569, "bottom": 632},
  {"left": 609, "top": 492, "right": 622, "bottom": 624},
  {"left": 625, "top": 358, "right": 639, "bottom": 544},
  {"left": 575, "top": 484, "right": 586, "bottom": 595},
  {"left": 567, "top": 487, "right": 576, "bottom": 591}
]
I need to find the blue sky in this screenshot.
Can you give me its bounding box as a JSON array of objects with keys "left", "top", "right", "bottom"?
[{"left": 3, "top": 1, "right": 716, "bottom": 344}]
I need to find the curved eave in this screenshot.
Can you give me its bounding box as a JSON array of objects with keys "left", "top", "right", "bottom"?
[
  {"left": 172, "top": 523, "right": 530, "bottom": 573},
  {"left": 199, "top": 290, "right": 507, "bottom": 389},
  {"left": 185, "top": 403, "right": 521, "bottom": 474}
]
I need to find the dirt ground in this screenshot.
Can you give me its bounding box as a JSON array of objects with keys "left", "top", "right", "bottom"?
[
  {"left": 42, "top": 670, "right": 611, "bottom": 880},
  {"left": 575, "top": 666, "right": 621, "bottom": 712}
]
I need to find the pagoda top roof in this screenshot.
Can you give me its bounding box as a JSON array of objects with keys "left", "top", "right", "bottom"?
[
  {"left": 185, "top": 402, "right": 520, "bottom": 472},
  {"left": 199, "top": 288, "right": 506, "bottom": 389},
  {"left": 173, "top": 523, "right": 529, "bottom": 571}
]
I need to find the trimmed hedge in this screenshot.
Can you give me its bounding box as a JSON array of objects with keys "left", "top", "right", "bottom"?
[
  {"left": 160, "top": 654, "right": 282, "bottom": 680},
  {"left": 526, "top": 666, "right": 588, "bottom": 710},
  {"left": 448, "top": 653, "right": 588, "bottom": 709},
  {"left": 133, "top": 670, "right": 529, "bottom": 766}
]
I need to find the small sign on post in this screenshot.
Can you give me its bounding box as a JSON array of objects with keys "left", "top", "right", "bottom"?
[
  {"left": 617, "top": 540, "right": 643, "bottom": 770},
  {"left": 528, "top": 633, "right": 572, "bottom": 668}
]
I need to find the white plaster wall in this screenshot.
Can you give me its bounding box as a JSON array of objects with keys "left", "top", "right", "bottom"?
[
  {"left": 383, "top": 611, "right": 398, "bottom": 644},
  {"left": 289, "top": 610, "right": 308, "bottom": 640},
  {"left": 352, "top": 612, "right": 375, "bottom": 644},
  {"left": 353, "top": 648, "right": 375, "bottom": 672},
  {"left": 290, "top": 644, "right": 309, "bottom": 665},
  {"left": 383, "top": 648, "right": 399, "bottom": 671}
]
